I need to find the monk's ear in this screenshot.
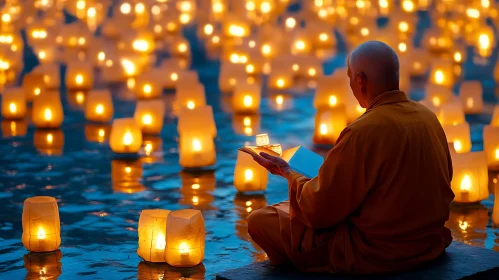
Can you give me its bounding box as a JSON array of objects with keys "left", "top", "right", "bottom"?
[{"left": 357, "top": 72, "right": 367, "bottom": 92}]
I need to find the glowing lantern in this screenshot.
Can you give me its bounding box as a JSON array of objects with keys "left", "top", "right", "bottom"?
[
  {"left": 32, "top": 64, "right": 60, "bottom": 89},
  {"left": 179, "top": 133, "right": 216, "bottom": 168},
  {"left": 291, "top": 36, "right": 311, "bottom": 55},
  {"left": 22, "top": 72, "right": 45, "bottom": 101},
  {"left": 137, "top": 209, "right": 170, "bottom": 262},
  {"left": 313, "top": 106, "right": 348, "bottom": 144},
  {"left": 111, "top": 159, "right": 144, "bottom": 193},
  {"left": 84, "top": 90, "right": 113, "bottom": 123},
  {"left": 483, "top": 125, "right": 499, "bottom": 170},
  {"left": 233, "top": 83, "right": 261, "bottom": 113},
  {"left": 1, "top": 87, "right": 26, "bottom": 119},
  {"left": 232, "top": 114, "right": 260, "bottom": 136},
  {"left": 491, "top": 105, "right": 499, "bottom": 126},
  {"left": 219, "top": 63, "right": 246, "bottom": 93},
  {"left": 110, "top": 118, "right": 143, "bottom": 153},
  {"left": 133, "top": 72, "right": 162, "bottom": 100},
  {"left": 22, "top": 196, "right": 61, "bottom": 252},
  {"left": 175, "top": 83, "right": 206, "bottom": 112},
  {"left": 24, "top": 250, "right": 62, "bottom": 280},
  {"left": 430, "top": 60, "right": 453, "bottom": 87},
  {"left": 66, "top": 62, "right": 93, "bottom": 90},
  {"left": 443, "top": 122, "right": 472, "bottom": 154},
  {"left": 34, "top": 129, "right": 64, "bottom": 156},
  {"left": 224, "top": 19, "right": 250, "bottom": 38},
  {"left": 134, "top": 100, "right": 165, "bottom": 135},
  {"left": 268, "top": 70, "right": 292, "bottom": 90},
  {"left": 234, "top": 148, "right": 269, "bottom": 192},
  {"left": 32, "top": 92, "right": 64, "bottom": 128},
  {"left": 2, "top": 120, "right": 27, "bottom": 138},
  {"left": 459, "top": 81, "right": 483, "bottom": 114},
  {"left": 475, "top": 28, "right": 495, "bottom": 57},
  {"left": 314, "top": 76, "right": 348, "bottom": 108},
  {"left": 131, "top": 33, "right": 155, "bottom": 54},
  {"left": 423, "top": 28, "right": 453, "bottom": 54},
  {"left": 438, "top": 100, "right": 465, "bottom": 126},
  {"left": 33, "top": 46, "right": 57, "bottom": 64},
  {"left": 171, "top": 38, "right": 191, "bottom": 58},
  {"left": 178, "top": 105, "right": 217, "bottom": 138},
  {"left": 451, "top": 152, "right": 488, "bottom": 203},
  {"left": 85, "top": 124, "right": 110, "bottom": 143},
  {"left": 425, "top": 84, "right": 453, "bottom": 108}
]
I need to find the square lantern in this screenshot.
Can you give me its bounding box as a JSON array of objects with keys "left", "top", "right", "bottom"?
[
  {"left": 438, "top": 100, "right": 465, "bottom": 126},
  {"left": 134, "top": 99, "right": 165, "bottom": 135},
  {"left": 22, "top": 72, "right": 45, "bottom": 101},
  {"left": 290, "top": 32, "right": 312, "bottom": 55},
  {"left": 459, "top": 81, "right": 483, "bottom": 114},
  {"left": 137, "top": 209, "right": 171, "bottom": 262},
  {"left": 85, "top": 90, "right": 114, "bottom": 123},
  {"left": 32, "top": 64, "right": 60, "bottom": 89},
  {"left": 110, "top": 118, "right": 143, "bottom": 153},
  {"left": 179, "top": 133, "right": 216, "bottom": 168},
  {"left": 443, "top": 122, "right": 472, "bottom": 154},
  {"left": 175, "top": 82, "right": 206, "bottom": 112},
  {"left": 219, "top": 63, "right": 246, "bottom": 93},
  {"left": 34, "top": 129, "right": 65, "bottom": 156},
  {"left": 313, "top": 106, "right": 348, "bottom": 144},
  {"left": 2, "top": 119, "right": 27, "bottom": 138},
  {"left": 134, "top": 72, "right": 163, "bottom": 99},
  {"left": 112, "top": 159, "right": 144, "bottom": 193},
  {"left": 483, "top": 125, "right": 499, "bottom": 170},
  {"left": 2, "top": 87, "right": 26, "bottom": 119},
  {"left": 451, "top": 151, "right": 489, "bottom": 203},
  {"left": 314, "top": 75, "right": 349, "bottom": 108},
  {"left": 165, "top": 209, "right": 205, "bottom": 267},
  {"left": 233, "top": 149, "right": 269, "bottom": 192},
  {"left": 32, "top": 92, "right": 64, "bottom": 128},
  {"left": 178, "top": 106, "right": 217, "bottom": 138},
  {"left": 426, "top": 84, "right": 453, "bottom": 108},
  {"left": 66, "top": 62, "right": 93, "bottom": 90},
  {"left": 293, "top": 55, "right": 323, "bottom": 79},
  {"left": 492, "top": 105, "right": 499, "bottom": 126},
  {"left": 268, "top": 68, "right": 293, "bottom": 90},
  {"left": 85, "top": 124, "right": 110, "bottom": 143},
  {"left": 22, "top": 196, "right": 61, "bottom": 252},
  {"left": 429, "top": 59, "right": 454, "bottom": 87},
  {"left": 33, "top": 45, "right": 58, "bottom": 64},
  {"left": 24, "top": 250, "right": 62, "bottom": 279},
  {"left": 233, "top": 82, "right": 261, "bottom": 113},
  {"left": 406, "top": 48, "right": 430, "bottom": 77}
]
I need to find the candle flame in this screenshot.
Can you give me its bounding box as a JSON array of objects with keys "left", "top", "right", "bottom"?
[
  {"left": 178, "top": 43, "right": 187, "bottom": 53},
  {"left": 244, "top": 127, "right": 252, "bottom": 135},
  {"left": 155, "top": 232, "right": 166, "bottom": 250},
  {"left": 243, "top": 117, "right": 251, "bottom": 126},
  {"left": 75, "top": 74, "right": 83, "bottom": 85},
  {"left": 246, "top": 64, "right": 255, "bottom": 74},
  {"left": 244, "top": 169, "right": 253, "bottom": 181},
  {"left": 454, "top": 52, "right": 462, "bottom": 63},
  {"left": 460, "top": 174, "right": 471, "bottom": 192},
  {"left": 95, "top": 104, "right": 104, "bottom": 114},
  {"left": 398, "top": 22, "right": 409, "bottom": 33},
  {"left": 142, "top": 114, "right": 152, "bottom": 125},
  {"left": 466, "top": 97, "right": 474, "bottom": 108},
  {"left": 276, "top": 78, "right": 285, "bottom": 88},
  {"left": 44, "top": 108, "right": 52, "bottom": 121},
  {"left": 46, "top": 133, "right": 53, "bottom": 144},
  {"left": 204, "top": 24, "right": 213, "bottom": 35},
  {"left": 171, "top": 73, "right": 178, "bottom": 81},
  {"left": 143, "top": 84, "right": 152, "bottom": 94},
  {"left": 37, "top": 226, "right": 46, "bottom": 240},
  {"left": 308, "top": 68, "right": 317, "bottom": 76},
  {"left": 125, "top": 167, "right": 131, "bottom": 173},
  {"left": 246, "top": 201, "right": 252, "bottom": 206},
  {"left": 179, "top": 242, "right": 190, "bottom": 255},
  {"left": 276, "top": 95, "right": 284, "bottom": 105},
  {"left": 320, "top": 124, "right": 328, "bottom": 135},
  {"left": 495, "top": 148, "right": 499, "bottom": 160},
  {"left": 123, "top": 131, "right": 133, "bottom": 146},
  {"left": 98, "top": 52, "right": 105, "bottom": 61},
  {"left": 191, "top": 183, "right": 200, "bottom": 190},
  {"left": 9, "top": 102, "right": 16, "bottom": 113},
  {"left": 285, "top": 17, "right": 296, "bottom": 28},
  {"left": 243, "top": 95, "right": 253, "bottom": 107},
  {"left": 432, "top": 97, "right": 441, "bottom": 107},
  {"left": 434, "top": 70, "right": 444, "bottom": 84},
  {"left": 459, "top": 220, "right": 469, "bottom": 231},
  {"left": 319, "top": 33, "right": 328, "bottom": 42},
  {"left": 454, "top": 140, "right": 462, "bottom": 152},
  {"left": 34, "top": 88, "right": 41, "bottom": 96},
  {"left": 329, "top": 95, "right": 337, "bottom": 106},
  {"left": 187, "top": 101, "right": 195, "bottom": 109},
  {"left": 192, "top": 139, "right": 202, "bottom": 151},
  {"left": 295, "top": 40, "right": 305, "bottom": 50},
  {"left": 192, "top": 196, "right": 199, "bottom": 205},
  {"left": 144, "top": 143, "right": 153, "bottom": 155}
]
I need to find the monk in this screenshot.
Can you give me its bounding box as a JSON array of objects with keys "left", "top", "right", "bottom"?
[{"left": 247, "top": 41, "right": 455, "bottom": 274}]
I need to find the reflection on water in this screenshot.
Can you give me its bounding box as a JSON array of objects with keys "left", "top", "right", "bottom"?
[
  {"left": 2, "top": 119, "right": 27, "bottom": 138},
  {"left": 446, "top": 204, "right": 489, "bottom": 247},
  {"left": 24, "top": 250, "right": 62, "bottom": 280},
  {"left": 140, "top": 136, "right": 164, "bottom": 164},
  {"left": 232, "top": 114, "right": 260, "bottom": 136},
  {"left": 111, "top": 159, "right": 145, "bottom": 193},
  {"left": 180, "top": 171, "right": 216, "bottom": 210},
  {"left": 137, "top": 261, "right": 205, "bottom": 280},
  {"left": 84, "top": 123, "right": 111, "bottom": 143},
  {"left": 34, "top": 129, "right": 64, "bottom": 156}
]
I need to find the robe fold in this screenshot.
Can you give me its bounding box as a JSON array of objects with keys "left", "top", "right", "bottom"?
[{"left": 276, "top": 90, "right": 455, "bottom": 274}]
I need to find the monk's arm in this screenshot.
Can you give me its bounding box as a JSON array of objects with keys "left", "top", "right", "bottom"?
[{"left": 287, "top": 129, "right": 374, "bottom": 229}]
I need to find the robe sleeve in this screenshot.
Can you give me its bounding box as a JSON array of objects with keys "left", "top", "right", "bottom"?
[{"left": 287, "top": 128, "right": 376, "bottom": 229}]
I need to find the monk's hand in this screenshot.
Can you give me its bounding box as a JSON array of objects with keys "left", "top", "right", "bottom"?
[{"left": 251, "top": 152, "right": 292, "bottom": 178}]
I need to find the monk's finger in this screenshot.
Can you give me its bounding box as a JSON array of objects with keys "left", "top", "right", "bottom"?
[
  {"left": 260, "top": 152, "right": 278, "bottom": 162},
  {"left": 253, "top": 155, "right": 275, "bottom": 169}
]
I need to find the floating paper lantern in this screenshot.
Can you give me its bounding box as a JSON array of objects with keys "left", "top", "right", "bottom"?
[
  {"left": 429, "top": 60, "right": 454, "bottom": 87},
  {"left": 175, "top": 83, "right": 206, "bottom": 112},
  {"left": 179, "top": 133, "right": 216, "bottom": 168},
  {"left": 268, "top": 69, "right": 292, "bottom": 90},
  {"left": 137, "top": 209, "right": 171, "bottom": 262},
  {"left": 32, "top": 92, "right": 64, "bottom": 128},
  {"left": 313, "top": 106, "right": 347, "bottom": 144},
  {"left": 443, "top": 122, "right": 472, "bottom": 154},
  {"left": 233, "top": 83, "right": 261, "bottom": 113},
  {"left": 133, "top": 73, "right": 162, "bottom": 100},
  {"left": 34, "top": 129, "right": 64, "bottom": 156},
  {"left": 234, "top": 149, "right": 269, "bottom": 192},
  {"left": 22, "top": 196, "right": 61, "bottom": 252},
  {"left": 110, "top": 118, "right": 143, "bottom": 153},
  {"left": 2, "top": 119, "right": 27, "bottom": 138},
  {"left": 111, "top": 159, "right": 144, "bottom": 193},
  {"left": 1, "top": 87, "right": 26, "bottom": 119},
  {"left": 134, "top": 99, "right": 165, "bottom": 135},
  {"left": 314, "top": 76, "right": 348, "bottom": 108},
  {"left": 451, "top": 152, "right": 488, "bottom": 203},
  {"left": 426, "top": 84, "right": 453, "bottom": 108},
  {"left": 483, "top": 125, "right": 499, "bottom": 170},
  {"left": 178, "top": 106, "right": 217, "bottom": 138},
  {"left": 32, "top": 64, "right": 60, "bottom": 89},
  {"left": 459, "top": 81, "right": 483, "bottom": 114},
  {"left": 85, "top": 124, "right": 110, "bottom": 143},
  {"left": 171, "top": 37, "right": 191, "bottom": 58},
  {"left": 66, "top": 62, "right": 93, "bottom": 90},
  {"left": 165, "top": 209, "right": 205, "bottom": 267},
  {"left": 219, "top": 63, "right": 246, "bottom": 93},
  {"left": 291, "top": 34, "right": 312, "bottom": 55},
  {"left": 24, "top": 250, "right": 62, "bottom": 280},
  {"left": 22, "top": 72, "right": 45, "bottom": 101},
  {"left": 438, "top": 101, "right": 465, "bottom": 126},
  {"left": 85, "top": 90, "right": 113, "bottom": 122},
  {"left": 33, "top": 45, "right": 57, "bottom": 64}
]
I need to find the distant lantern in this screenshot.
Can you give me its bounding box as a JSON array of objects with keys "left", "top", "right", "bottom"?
[
  {"left": 22, "top": 72, "right": 45, "bottom": 101},
  {"left": 110, "top": 118, "right": 143, "bottom": 153},
  {"left": 451, "top": 152, "right": 489, "bottom": 203},
  {"left": 84, "top": 124, "right": 110, "bottom": 143},
  {"left": 134, "top": 72, "right": 162, "bottom": 99},
  {"left": 233, "top": 82, "right": 261, "bottom": 113},
  {"left": 66, "top": 62, "right": 93, "bottom": 90},
  {"left": 425, "top": 84, "right": 453, "bottom": 108},
  {"left": 165, "top": 209, "right": 205, "bottom": 267},
  {"left": 34, "top": 129, "right": 65, "bottom": 156},
  {"left": 268, "top": 70, "right": 293, "bottom": 90},
  {"left": 407, "top": 49, "right": 430, "bottom": 77},
  {"left": 32, "top": 92, "right": 64, "bottom": 128},
  {"left": 429, "top": 60, "right": 454, "bottom": 87},
  {"left": 175, "top": 82, "right": 206, "bottom": 112},
  {"left": 32, "top": 64, "right": 60, "bottom": 89},
  {"left": 111, "top": 159, "right": 144, "bottom": 193},
  {"left": 179, "top": 133, "right": 216, "bottom": 168},
  {"left": 137, "top": 209, "right": 171, "bottom": 262},
  {"left": 314, "top": 76, "right": 348, "bottom": 108},
  {"left": 443, "top": 122, "right": 472, "bottom": 154},
  {"left": 313, "top": 106, "right": 348, "bottom": 144},
  {"left": 178, "top": 105, "right": 217, "bottom": 138},
  {"left": 438, "top": 100, "right": 465, "bottom": 126},
  {"left": 483, "top": 125, "right": 499, "bottom": 170},
  {"left": 84, "top": 90, "right": 113, "bottom": 122},
  {"left": 219, "top": 63, "right": 246, "bottom": 93},
  {"left": 459, "top": 81, "right": 483, "bottom": 114},
  {"left": 234, "top": 148, "right": 269, "bottom": 192},
  {"left": 134, "top": 99, "right": 165, "bottom": 135},
  {"left": 1, "top": 87, "right": 26, "bottom": 119},
  {"left": 22, "top": 196, "right": 61, "bottom": 252},
  {"left": 291, "top": 34, "right": 312, "bottom": 55}
]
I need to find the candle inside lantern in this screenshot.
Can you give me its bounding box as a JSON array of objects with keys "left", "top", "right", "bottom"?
[
  {"left": 438, "top": 101, "right": 465, "bottom": 126},
  {"left": 179, "top": 133, "right": 216, "bottom": 168},
  {"left": 459, "top": 81, "right": 483, "bottom": 114},
  {"left": 233, "top": 83, "right": 261, "bottom": 113},
  {"left": 451, "top": 151, "right": 488, "bottom": 203},
  {"left": 234, "top": 149, "right": 269, "bottom": 192},
  {"left": 134, "top": 100, "right": 165, "bottom": 135},
  {"left": 134, "top": 72, "right": 162, "bottom": 99},
  {"left": 22, "top": 72, "right": 45, "bottom": 101},
  {"left": 313, "top": 106, "right": 347, "bottom": 144},
  {"left": 110, "top": 118, "right": 143, "bottom": 153},
  {"left": 22, "top": 196, "right": 61, "bottom": 252},
  {"left": 137, "top": 209, "right": 170, "bottom": 262},
  {"left": 66, "top": 62, "right": 93, "bottom": 89},
  {"left": 443, "top": 122, "right": 472, "bottom": 154},
  {"left": 178, "top": 105, "right": 217, "bottom": 138},
  {"left": 2, "top": 87, "right": 26, "bottom": 119},
  {"left": 32, "top": 92, "right": 64, "bottom": 128},
  {"left": 314, "top": 76, "right": 348, "bottom": 108},
  {"left": 175, "top": 82, "right": 206, "bottom": 112},
  {"left": 429, "top": 60, "right": 453, "bottom": 87},
  {"left": 85, "top": 90, "right": 113, "bottom": 123}
]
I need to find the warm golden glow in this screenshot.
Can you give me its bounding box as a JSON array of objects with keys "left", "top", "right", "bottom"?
[
  {"left": 121, "top": 59, "right": 136, "bottom": 76},
  {"left": 244, "top": 127, "right": 253, "bottom": 135},
  {"left": 155, "top": 232, "right": 166, "bottom": 250},
  {"left": 319, "top": 33, "right": 328, "bottom": 42},
  {"left": 292, "top": 64, "right": 299, "bottom": 71},
  {"left": 361, "top": 28, "right": 370, "bottom": 36},
  {"left": 454, "top": 52, "right": 462, "bottom": 63},
  {"left": 178, "top": 43, "right": 187, "bottom": 53},
  {"left": 179, "top": 242, "right": 190, "bottom": 255},
  {"left": 308, "top": 68, "right": 317, "bottom": 76},
  {"left": 1, "top": 14, "right": 11, "bottom": 23},
  {"left": 459, "top": 220, "right": 469, "bottom": 231},
  {"left": 191, "top": 183, "right": 200, "bottom": 190},
  {"left": 179, "top": 13, "right": 191, "bottom": 24},
  {"left": 171, "top": 73, "right": 178, "bottom": 81},
  {"left": 398, "top": 22, "right": 409, "bottom": 33},
  {"left": 276, "top": 78, "right": 285, "bottom": 88},
  {"left": 135, "top": 3, "right": 145, "bottom": 14},
  {"left": 329, "top": 95, "right": 337, "bottom": 106},
  {"left": 142, "top": 114, "right": 152, "bottom": 125},
  {"left": 319, "top": 124, "right": 328, "bottom": 135},
  {"left": 357, "top": 105, "right": 366, "bottom": 113},
  {"left": 98, "top": 129, "right": 105, "bottom": 138},
  {"left": 460, "top": 174, "right": 471, "bottom": 192},
  {"left": 123, "top": 131, "right": 133, "bottom": 146},
  {"left": 402, "top": 0, "right": 414, "bottom": 12},
  {"left": 398, "top": 42, "right": 407, "bottom": 53},
  {"left": 466, "top": 97, "right": 474, "bottom": 108},
  {"left": 228, "top": 24, "right": 246, "bottom": 37},
  {"left": 243, "top": 95, "right": 253, "bottom": 107},
  {"left": 260, "top": 2, "right": 271, "bottom": 13},
  {"left": 125, "top": 167, "right": 131, "bottom": 173},
  {"left": 261, "top": 44, "right": 271, "bottom": 55},
  {"left": 204, "top": 24, "right": 214, "bottom": 35},
  {"left": 133, "top": 39, "right": 150, "bottom": 52},
  {"left": 98, "top": 52, "right": 105, "bottom": 61},
  {"left": 75, "top": 92, "right": 84, "bottom": 104},
  {"left": 38, "top": 51, "right": 46, "bottom": 60},
  {"left": 187, "top": 101, "right": 195, "bottom": 109},
  {"left": 192, "top": 139, "right": 202, "bottom": 152},
  {"left": 478, "top": 34, "right": 490, "bottom": 49},
  {"left": 246, "top": 1, "right": 256, "bottom": 11},
  {"left": 243, "top": 117, "right": 251, "bottom": 126},
  {"left": 466, "top": 8, "right": 480, "bottom": 19},
  {"left": 144, "top": 143, "right": 153, "bottom": 155},
  {"left": 295, "top": 40, "right": 306, "bottom": 50},
  {"left": 95, "top": 104, "right": 104, "bottom": 115},
  {"left": 212, "top": 36, "right": 220, "bottom": 44},
  {"left": 44, "top": 109, "right": 52, "bottom": 121},
  {"left": 143, "top": 84, "right": 152, "bottom": 94},
  {"left": 285, "top": 17, "right": 296, "bottom": 28},
  {"left": 454, "top": 140, "right": 462, "bottom": 152},
  {"left": 434, "top": 70, "right": 444, "bottom": 84},
  {"left": 244, "top": 169, "right": 253, "bottom": 181},
  {"left": 276, "top": 95, "right": 284, "bottom": 105},
  {"left": 495, "top": 148, "right": 499, "bottom": 160},
  {"left": 75, "top": 74, "right": 84, "bottom": 85},
  {"left": 432, "top": 97, "right": 441, "bottom": 107},
  {"left": 246, "top": 64, "right": 255, "bottom": 74},
  {"left": 256, "top": 133, "right": 269, "bottom": 146},
  {"left": 9, "top": 103, "right": 16, "bottom": 113},
  {"left": 37, "top": 226, "right": 46, "bottom": 240}
]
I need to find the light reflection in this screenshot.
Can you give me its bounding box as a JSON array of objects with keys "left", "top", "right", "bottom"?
[
  {"left": 24, "top": 250, "right": 62, "bottom": 280},
  {"left": 179, "top": 171, "right": 215, "bottom": 209},
  {"left": 234, "top": 194, "right": 268, "bottom": 261},
  {"left": 111, "top": 159, "right": 144, "bottom": 193},
  {"left": 232, "top": 114, "right": 260, "bottom": 136},
  {"left": 137, "top": 261, "right": 205, "bottom": 279},
  {"left": 446, "top": 205, "right": 488, "bottom": 247},
  {"left": 34, "top": 129, "right": 64, "bottom": 156},
  {"left": 84, "top": 124, "right": 110, "bottom": 143},
  {"left": 2, "top": 119, "right": 27, "bottom": 138},
  {"left": 140, "top": 136, "right": 163, "bottom": 164}
]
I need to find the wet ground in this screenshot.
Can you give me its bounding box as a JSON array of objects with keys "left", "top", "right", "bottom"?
[{"left": 1, "top": 15, "right": 499, "bottom": 280}]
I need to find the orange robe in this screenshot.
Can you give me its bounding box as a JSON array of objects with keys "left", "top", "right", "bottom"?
[{"left": 279, "top": 90, "right": 454, "bottom": 274}]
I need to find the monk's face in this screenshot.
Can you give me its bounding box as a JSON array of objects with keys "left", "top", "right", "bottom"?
[{"left": 347, "top": 58, "right": 368, "bottom": 108}]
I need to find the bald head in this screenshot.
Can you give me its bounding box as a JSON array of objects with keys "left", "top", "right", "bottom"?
[{"left": 347, "top": 41, "right": 400, "bottom": 107}]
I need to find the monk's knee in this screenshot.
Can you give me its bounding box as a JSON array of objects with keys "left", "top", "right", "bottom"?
[{"left": 247, "top": 206, "right": 275, "bottom": 241}]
